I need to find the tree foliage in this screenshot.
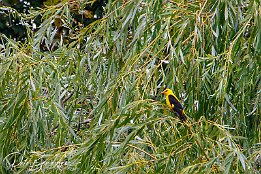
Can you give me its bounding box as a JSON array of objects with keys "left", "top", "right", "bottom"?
[{"left": 0, "top": 0, "right": 260, "bottom": 173}]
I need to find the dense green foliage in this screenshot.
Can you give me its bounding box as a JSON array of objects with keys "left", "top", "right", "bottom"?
[{"left": 0, "top": 0, "right": 260, "bottom": 173}]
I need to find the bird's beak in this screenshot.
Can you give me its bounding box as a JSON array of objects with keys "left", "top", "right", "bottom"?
[{"left": 161, "top": 91, "right": 165, "bottom": 94}]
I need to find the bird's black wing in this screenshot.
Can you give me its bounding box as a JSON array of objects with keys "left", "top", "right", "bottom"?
[
  {"left": 168, "top": 95, "right": 183, "bottom": 111},
  {"left": 168, "top": 95, "right": 186, "bottom": 122}
]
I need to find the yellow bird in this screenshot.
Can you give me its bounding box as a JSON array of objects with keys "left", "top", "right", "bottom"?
[{"left": 161, "top": 88, "right": 187, "bottom": 122}]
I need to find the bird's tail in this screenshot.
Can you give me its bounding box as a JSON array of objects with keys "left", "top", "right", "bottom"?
[{"left": 178, "top": 110, "right": 187, "bottom": 122}]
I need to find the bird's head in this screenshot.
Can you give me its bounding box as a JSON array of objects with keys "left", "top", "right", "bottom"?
[{"left": 161, "top": 88, "right": 173, "bottom": 95}]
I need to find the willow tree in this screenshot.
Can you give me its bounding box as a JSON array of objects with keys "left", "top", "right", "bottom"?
[{"left": 0, "top": 0, "right": 260, "bottom": 173}]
